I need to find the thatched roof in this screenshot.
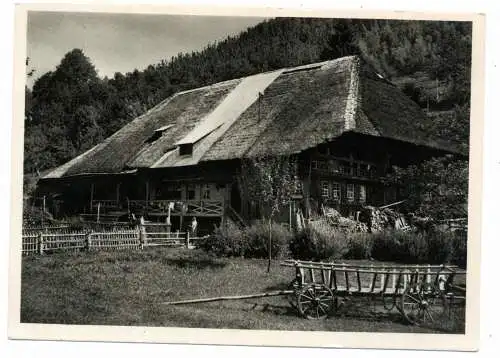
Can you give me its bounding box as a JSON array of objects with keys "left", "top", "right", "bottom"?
[{"left": 43, "top": 56, "right": 465, "bottom": 180}]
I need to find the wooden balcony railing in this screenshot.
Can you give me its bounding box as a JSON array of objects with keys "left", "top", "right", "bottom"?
[{"left": 90, "top": 199, "right": 224, "bottom": 217}]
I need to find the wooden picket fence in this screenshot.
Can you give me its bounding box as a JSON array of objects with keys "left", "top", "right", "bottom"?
[{"left": 21, "top": 225, "right": 207, "bottom": 256}]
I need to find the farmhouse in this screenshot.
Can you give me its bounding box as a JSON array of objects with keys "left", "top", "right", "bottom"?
[{"left": 35, "top": 56, "right": 466, "bottom": 233}]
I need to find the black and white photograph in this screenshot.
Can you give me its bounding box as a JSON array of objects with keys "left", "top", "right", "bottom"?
[{"left": 7, "top": 2, "right": 485, "bottom": 352}]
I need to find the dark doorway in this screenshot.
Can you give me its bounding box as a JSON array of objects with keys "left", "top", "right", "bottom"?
[{"left": 230, "top": 182, "right": 241, "bottom": 213}]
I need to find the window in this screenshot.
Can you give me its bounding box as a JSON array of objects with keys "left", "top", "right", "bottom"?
[
  {"left": 332, "top": 182, "right": 341, "bottom": 202},
  {"left": 340, "top": 161, "right": 352, "bottom": 175},
  {"left": 202, "top": 184, "right": 211, "bottom": 199},
  {"left": 368, "top": 165, "right": 377, "bottom": 178},
  {"left": 164, "top": 184, "right": 182, "bottom": 200},
  {"left": 359, "top": 184, "right": 366, "bottom": 204},
  {"left": 352, "top": 163, "right": 360, "bottom": 177},
  {"left": 328, "top": 160, "right": 339, "bottom": 173},
  {"left": 321, "top": 181, "right": 329, "bottom": 198},
  {"left": 311, "top": 160, "right": 318, "bottom": 169},
  {"left": 347, "top": 184, "right": 355, "bottom": 203},
  {"left": 359, "top": 164, "right": 368, "bottom": 177},
  {"left": 179, "top": 143, "right": 193, "bottom": 156}
]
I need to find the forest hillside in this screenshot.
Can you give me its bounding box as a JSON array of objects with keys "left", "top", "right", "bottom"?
[{"left": 24, "top": 17, "right": 472, "bottom": 175}]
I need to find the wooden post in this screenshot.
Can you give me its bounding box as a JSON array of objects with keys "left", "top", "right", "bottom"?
[
  {"left": 145, "top": 181, "right": 149, "bottom": 215},
  {"left": 382, "top": 270, "right": 390, "bottom": 294},
  {"left": 391, "top": 269, "right": 397, "bottom": 292},
  {"left": 139, "top": 217, "right": 146, "bottom": 249},
  {"left": 343, "top": 266, "right": 350, "bottom": 292},
  {"left": 394, "top": 272, "right": 402, "bottom": 294},
  {"left": 321, "top": 268, "right": 328, "bottom": 285},
  {"left": 370, "top": 273, "right": 378, "bottom": 293},
  {"left": 38, "top": 233, "right": 44, "bottom": 255},
  {"left": 97, "top": 202, "right": 101, "bottom": 223},
  {"left": 86, "top": 233, "right": 92, "bottom": 251},
  {"left": 185, "top": 231, "right": 190, "bottom": 249},
  {"left": 90, "top": 183, "right": 94, "bottom": 213},
  {"left": 42, "top": 196, "right": 46, "bottom": 229},
  {"left": 116, "top": 182, "right": 121, "bottom": 206},
  {"left": 309, "top": 267, "right": 315, "bottom": 283}
]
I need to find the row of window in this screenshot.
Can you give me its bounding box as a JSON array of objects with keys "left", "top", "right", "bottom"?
[
  {"left": 156, "top": 184, "right": 212, "bottom": 200},
  {"left": 312, "top": 159, "right": 377, "bottom": 178},
  {"left": 320, "top": 181, "right": 366, "bottom": 204}
]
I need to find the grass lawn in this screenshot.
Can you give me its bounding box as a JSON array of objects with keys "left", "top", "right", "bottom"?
[{"left": 20, "top": 248, "right": 465, "bottom": 333}]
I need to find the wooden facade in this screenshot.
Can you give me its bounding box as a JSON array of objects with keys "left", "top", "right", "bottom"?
[{"left": 37, "top": 132, "right": 453, "bottom": 233}]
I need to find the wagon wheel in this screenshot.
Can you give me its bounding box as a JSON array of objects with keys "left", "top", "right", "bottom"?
[
  {"left": 297, "top": 283, "right": 335, "bottom": 320},
  {"left": 398, "top": 283, "right": 447, "bottom": 325},
  {"left": 287, "top": 278, "right": 300, "bottom": 309}
]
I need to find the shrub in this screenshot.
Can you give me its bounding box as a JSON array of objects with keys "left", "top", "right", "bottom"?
[
  {"left": 426, "top": 229, "right": 455, "bottom": 264},
  {"left": 200, "top": 220, "right": 293, "bottom": 259},
  {"left": 243, "top": 220, "right": 293, "bottom": 259},
  {"left": 199, "top": 220, "right": 247, "bottom": 257},
  {"left": 289, "top": 220, "right": 348, "bottom": 261},
  {"left": 371, "top": 230, "right": 426, "bottom": 263},
  {"left": 345, "top": 233, "right": 373, "bottom": 260},
  {"left": 370, "top": 229, "right": 457, "bottom": 264}
]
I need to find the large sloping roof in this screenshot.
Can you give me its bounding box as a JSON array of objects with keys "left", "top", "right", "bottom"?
[{"left": 43, "top": 56, "right": 465, "bottom": 180}]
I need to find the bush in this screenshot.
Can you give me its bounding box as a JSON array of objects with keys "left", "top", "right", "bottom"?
[
  {"left": 450, "top": 230, "right": 467, "bottom": 268},
  {"left": 426, "top": 229, "right": 455, "bottom": 264},
  {"left": 243, "top": 220, "right": 293, "bottom": 259},
  {"left": 199, "top": 220, "right": 247, "bottom": 257},
  {"left": 200, "top": 220, "right": 293, "bottom": 259},
  {"left": 371, "top": 230, "right": 426, "bottom": 263},
  {"left": 289, "top": 220, "right": 348, "bottom": 261},
  {"left": 345, "top": 233, "right": 373, "bottom": 260},
  {"left": 370, "top": 229, "right": 457, "bottom": 264}
]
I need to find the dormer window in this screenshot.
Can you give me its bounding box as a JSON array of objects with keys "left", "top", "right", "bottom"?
[
  {"left": 179, "top": 143, "right": 193, "bottom": 156},
  {"left": 147, "top": 124, "right": 174, "bottom": 143}
]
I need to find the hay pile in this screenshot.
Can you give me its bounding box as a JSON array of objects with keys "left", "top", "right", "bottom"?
[
  {"left": 359, "top": 206, "right": 403, "bottom": 232},
  {"left": 321, "top": 206, "right": 369, "bottom": 233}
]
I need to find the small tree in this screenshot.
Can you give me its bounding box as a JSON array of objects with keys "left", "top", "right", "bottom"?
[
  {"left": 238, "top": 155, "right": 299, "bottom": 272},
  {"left": 385, "top": 155, "right": 469, "bottom": 220}
]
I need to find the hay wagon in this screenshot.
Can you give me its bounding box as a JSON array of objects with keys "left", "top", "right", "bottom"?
[{"left": 280, "top": 260, "right": 467, "bottom": 325}]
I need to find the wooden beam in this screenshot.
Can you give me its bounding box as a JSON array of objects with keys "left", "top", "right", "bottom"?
[
  {"left": 90, "top": 183, "right": 94, "bottom": 213},
  {"left": 162, "top": 290, "right": 292, "bottom": 306},
  {"left": 145, "top": 181, "right": 149, "bottom": 212},
  {"left": 116, "top": 182, "right": 121, "bottom": 204}
]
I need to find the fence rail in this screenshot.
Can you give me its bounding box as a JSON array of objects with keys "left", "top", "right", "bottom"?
[{"left": 21, "top": 225, "right": 206, "bottom": 256}]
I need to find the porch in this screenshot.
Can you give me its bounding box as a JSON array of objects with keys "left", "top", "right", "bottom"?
[{"left": 82, "top": 199, "right": 225, "bottom": 221}]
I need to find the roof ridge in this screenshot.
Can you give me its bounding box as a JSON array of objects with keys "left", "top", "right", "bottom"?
[{"left": 343, "top": 56, "right": 361, "bottom": 131}]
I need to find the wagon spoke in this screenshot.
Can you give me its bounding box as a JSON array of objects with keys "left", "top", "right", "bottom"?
[
  {"left": 317, "top": 304, "right": 327, "bottom": 316},
  {"left": 405, "top": 294, "right": 421, "bottom": 304},
  {"left": 318, "top": 301, "right": 330, "bottom": 310},
  {"left": 301, "top": 295, "right": 313, "bottom": 303},
  {"left": 425, "top": 308, "right": 435, "bottom": 323},
  {"left": 299, "top": 293, "right": 314, "bottom": 302}
]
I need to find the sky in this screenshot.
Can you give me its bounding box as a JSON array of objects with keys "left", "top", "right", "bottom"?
[{"left": 26, "top": 11, "right": 267, "bottom": 85}]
